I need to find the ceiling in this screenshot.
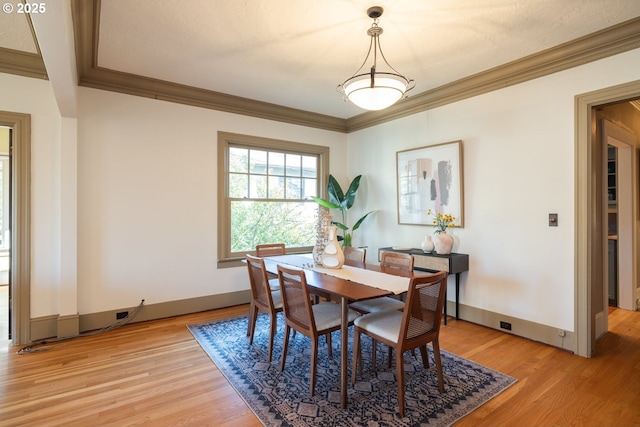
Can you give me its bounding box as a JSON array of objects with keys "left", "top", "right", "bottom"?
[{"left": 2, "top": 0, "right": 640, "bottom": 130}]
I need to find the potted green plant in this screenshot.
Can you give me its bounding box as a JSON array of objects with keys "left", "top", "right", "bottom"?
[{"left": 312, "top": 175, "right": 376, "bottom": 247}]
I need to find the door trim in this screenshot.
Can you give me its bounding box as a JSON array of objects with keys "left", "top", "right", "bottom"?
[
  {"left": 576, "top": 80, "right": 640, "bottom": 357},
  {"left": 0, "top": 110, "right": 31, "bottom": 345}
]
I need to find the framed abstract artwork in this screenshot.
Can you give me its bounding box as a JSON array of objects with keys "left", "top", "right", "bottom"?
[{"left": 396, "top": 140, "right": 464, "bottom": 227}]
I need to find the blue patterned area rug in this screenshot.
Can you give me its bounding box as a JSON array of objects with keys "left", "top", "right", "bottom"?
[{"left": 188, "top": 314, "right": 516, "bottom": 427}]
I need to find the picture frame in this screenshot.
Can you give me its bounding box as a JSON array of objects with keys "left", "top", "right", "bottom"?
[{"left": 396, "top": 140, "right": 464, "bottom": 227}]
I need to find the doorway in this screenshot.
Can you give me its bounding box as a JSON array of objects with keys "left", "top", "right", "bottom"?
[
  {"left": 576, "top": 80, "right": 640, "bottom": 358},
  {"left": 596, "top": 117, "right": 636, "bottom": 340},
  {"left": 0, "top": 110, "right": 31, "bottom": 346},
  {"left": 602, "top": 118, "right": 636, "bottom": 307},
  {"left": 0, "top": 128, "right": 10, "bottom": 343}
]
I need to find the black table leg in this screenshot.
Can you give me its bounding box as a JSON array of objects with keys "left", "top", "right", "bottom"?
[
  {"left": 443, "top": 285, "right": 448, "bottom": 325},
  {"left": 455, "top": 272, "right": 461, "bottom": 320}
]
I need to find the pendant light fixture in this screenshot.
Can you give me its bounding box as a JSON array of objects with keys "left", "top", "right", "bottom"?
[{"left": 338, "top": 6, "right": 415, "bottom": 111}]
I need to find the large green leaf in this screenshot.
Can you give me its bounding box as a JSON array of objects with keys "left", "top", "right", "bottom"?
[
  {"left": 311, "top": 196, "right": 340, "bottom": 210},
  {"left": 333, "top": 221, "right": 348, "bottom": 231},
  {"left": 327, "top": 175, "right": 345, "bottom": 207},
  {"left": 352, "top": 210, "right": 376, "bottom": 231},
  {"left": 342, "top": 175, "right": 362, "bottom": 210}
]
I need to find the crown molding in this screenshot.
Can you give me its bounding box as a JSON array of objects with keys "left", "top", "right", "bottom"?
[
  {"left": 70, "top": 1, "right": 640, "bottom": 134},
  {"left": 0, "top": 10, "right": 46, "bottom": 80},
  {"left": 0, "top": 48, "right": 47, "bottom": 80},
  {"left": 346, "top": 17, "right": 640, "bottom": 132},
  {"left": 0, "top": 7, "right": 49, "bottom": 80},
  {"left": 70, "top": 0, "right": 348, "bottom": 133}
]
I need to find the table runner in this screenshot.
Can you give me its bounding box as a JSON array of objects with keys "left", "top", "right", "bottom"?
[{"left": 264, "top": 254, "right": 410, "bottom": 295}]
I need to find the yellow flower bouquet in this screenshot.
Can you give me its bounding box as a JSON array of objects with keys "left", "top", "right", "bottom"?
[{"left": 427, "top": 209, "right": 455, "bottom": 234}]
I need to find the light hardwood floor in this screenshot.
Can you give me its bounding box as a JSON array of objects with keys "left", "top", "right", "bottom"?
[{"left": 1, "top": 305, "right": 639, "bottom": 427}]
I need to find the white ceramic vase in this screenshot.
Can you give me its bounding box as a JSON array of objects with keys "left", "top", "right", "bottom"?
[
  {"left": 322, "top": 226, "right": 345, "bottom": 269},
  {"left": 433, "top": 231, "right": 454, "bottom": 254},
  {"left": 420, "top": 235, "right": 435, "bottom": 253}
]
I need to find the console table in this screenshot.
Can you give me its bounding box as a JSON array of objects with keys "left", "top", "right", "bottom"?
[{"left": 379, "top": 247, "right": 469, "bottom": 324}]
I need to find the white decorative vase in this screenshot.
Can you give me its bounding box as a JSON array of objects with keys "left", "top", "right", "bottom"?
[
  {"left": 420, "top": 235, "right": 435, "bottom": 253},
  {"left": 433, "top": 231, "right": 454, "bottom": 255},
  {"left": 322, "top": 226, "right": 345, "bottom": 269}
]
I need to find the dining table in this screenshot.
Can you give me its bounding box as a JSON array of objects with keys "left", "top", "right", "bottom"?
[{"left": 261, "top": 254, "right": 416, "bottom": 409}]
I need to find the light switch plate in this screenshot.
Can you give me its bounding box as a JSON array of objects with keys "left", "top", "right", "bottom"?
[{"left": 549, "top": 213, "right": 558, "bottom": 227}]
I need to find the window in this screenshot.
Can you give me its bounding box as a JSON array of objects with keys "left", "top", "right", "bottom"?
[{"left": 218, "top": 132, "right": 329, "bottom": 263}]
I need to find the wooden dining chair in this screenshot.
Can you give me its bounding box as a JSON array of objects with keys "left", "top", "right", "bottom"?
[
  {"left": 348, "top": 251, "right": 413, "bottom": 313},
  {"left": 255, "top": 243, "right": 286, "bottom": 257},
  {"left": 349, "top": 251, "right": 415, "bottom": 365},
  {"left": 256, "top": 243, "right": 286, "bottom": 289},
  {"left": 277, "top": 264, "right": 359, "bottom": 396},
  {"left": 343, "top": 246, "right": 366, "bottom": 268},
  {"left": 245, "top": 254, "right": 283, "bottom": 363},
  {"left": 351, "top": 270, "right": 449, "bottom": 417}
]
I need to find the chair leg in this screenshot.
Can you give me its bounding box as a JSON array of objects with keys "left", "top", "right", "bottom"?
[
  {"left": 326, "top": 331, "right": 333, "bottom": 358},
  {"left": 351, "top": 329, "right": 361, "bottom": 384},
  {"left": 371, "top": 338, "right": 377, "bottom": 371},
  {"left": 387, "top": 347, "right": 415, "bottom": 367},
  {"left": 432, "top": 339, "right": 445, "bottom": 393},
  {"left": 310, "top": 337, "right": 318, "bottom": 396},
  {"left": 267, "top": 312, "right": 277, "bottom": 363},
  {"left": 280, "top": 325, "right": 291, "bottom": 372},
  {"left": 419, "top": 344, "right": 430, "bottom": 368},
  {"left": 395, "top": 345, "right": 406, "bottom": 417},
  {"left": 247, "top": 302, "right": 257, "bottom": 343},
  {"left": 246, "top": 302, "right": 253, "bottom": 337}
]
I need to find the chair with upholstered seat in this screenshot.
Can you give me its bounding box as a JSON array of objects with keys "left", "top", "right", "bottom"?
[
  {"left": 351, "top": 270, "right": 448, "bottom": 417},
  {"left": 245, "top": 254, "right": 283, "bottom": 363},
  {"left": 348, "top": 251, "right": 413, "bottom": 313},
  {"left": 277, "top": 264, "right": 359, "bottom": 396},
  {"left": 256, "top": 243, "right": 286, "bottom": 290},
  {"left": 256, "top": 243, "right": 286, "bottom": 257},
  {"left": 378, "top": 251, "right": 413, "bottom": 271},
  {"left": 343, "top": 246, "right": 366, "bottom": 268}
]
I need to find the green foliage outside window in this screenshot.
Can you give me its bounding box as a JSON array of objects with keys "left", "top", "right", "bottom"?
[
  {"left": 228, "top": 144, "right": 319, "bottom": 253},
  {"left": 230, "top": 201, "right": 316, "bottom": 252}
]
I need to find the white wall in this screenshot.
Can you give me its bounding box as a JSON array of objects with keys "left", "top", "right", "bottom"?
[
  {"left": 2, "top": 47, "right": 639, "bottom": 334},
  {"left": 76, "top": 87, "right": 347, "bottom": 315},
  {"left": 0, "top": 73, "right": 62, "bottom": 319},
  {"left": 346, "top": 48, "right": 640, "bottom": 332}
]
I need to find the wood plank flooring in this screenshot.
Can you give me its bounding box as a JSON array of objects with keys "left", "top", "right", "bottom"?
[{"left": 1, "top": 305, "right": 639, "bottom": 426}]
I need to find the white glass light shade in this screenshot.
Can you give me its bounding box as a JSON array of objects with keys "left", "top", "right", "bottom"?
[{"left": 342, "top": 73, "right": 409, "bottom": 111}]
